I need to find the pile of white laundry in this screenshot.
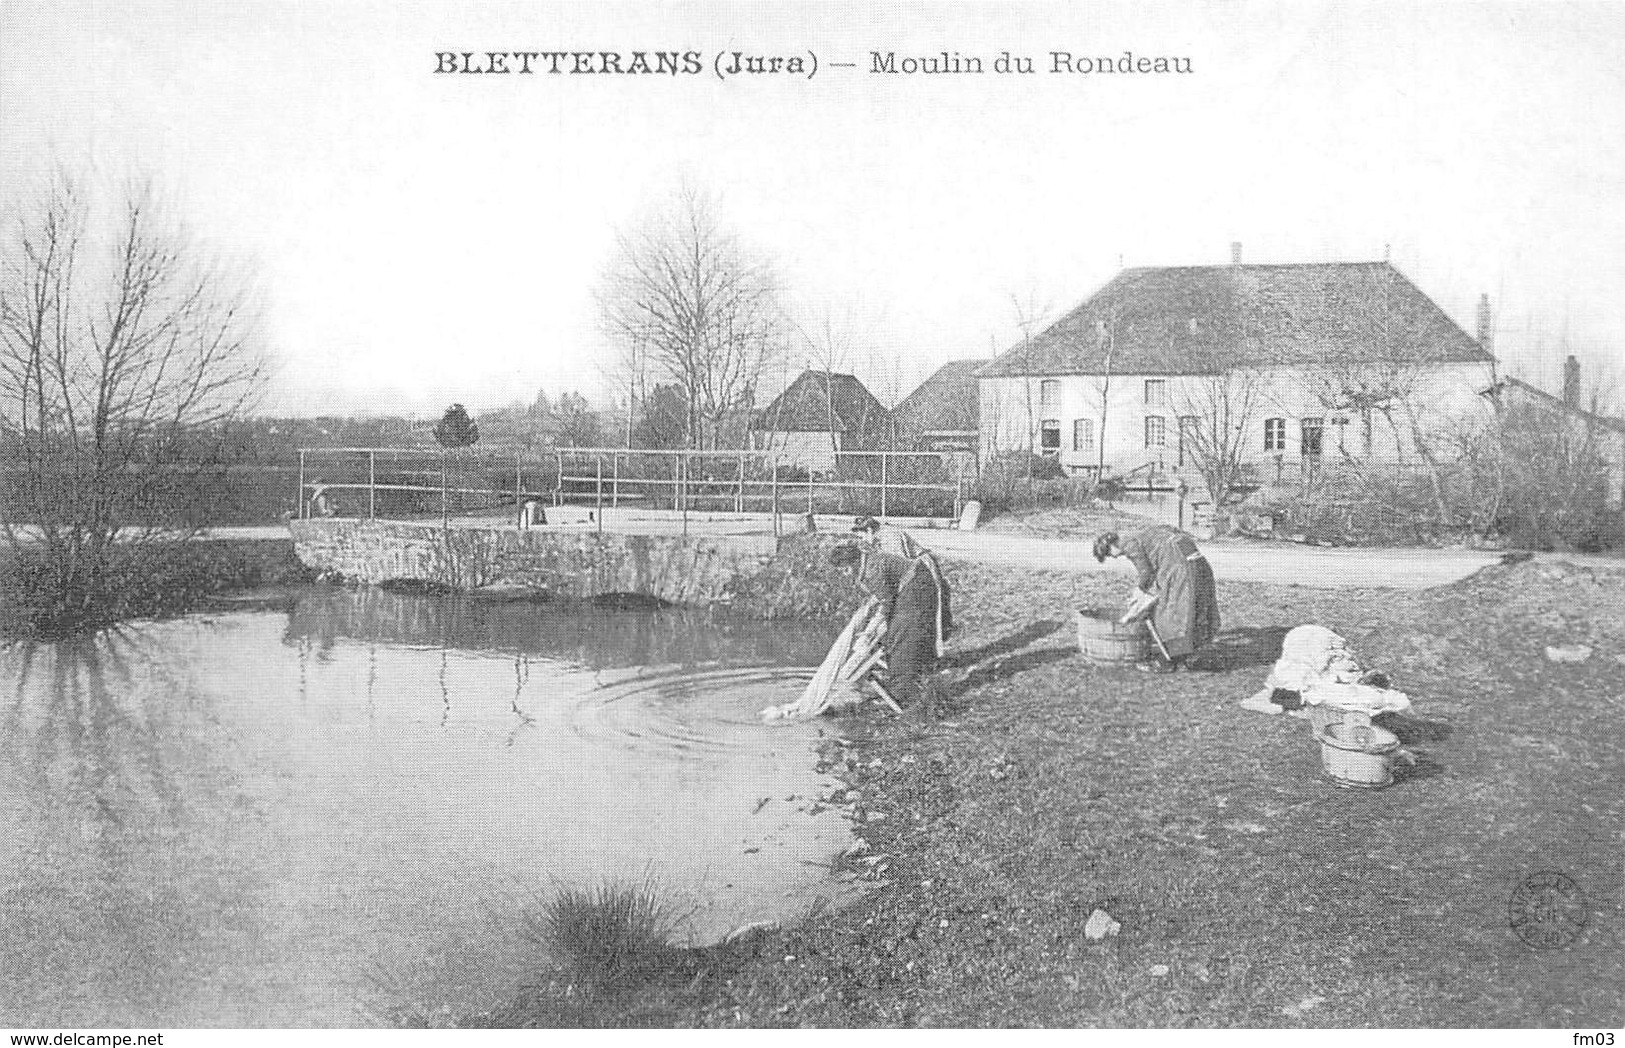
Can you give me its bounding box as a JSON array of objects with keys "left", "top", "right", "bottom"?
[{"left": 1241, "top": 624, "right": 1411, "bottom": 719}]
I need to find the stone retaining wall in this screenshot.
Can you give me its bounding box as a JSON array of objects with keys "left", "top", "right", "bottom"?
[{"left": 288, "top": 520, "right": 781, "bottom": 606}]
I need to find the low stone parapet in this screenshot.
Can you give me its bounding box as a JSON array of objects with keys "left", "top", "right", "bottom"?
[{"left": 288, "top": 519, "right": 780, "bottom": 606}]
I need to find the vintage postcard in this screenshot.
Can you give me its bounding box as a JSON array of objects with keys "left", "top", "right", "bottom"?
[{"left": 1, "top": 1, "right": 1621, "bottom": 1039}]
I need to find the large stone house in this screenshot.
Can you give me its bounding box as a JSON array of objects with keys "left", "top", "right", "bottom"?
[
  {"left": 976, "top": 252, "right": 1498, "bottom": 490},
  {"left": 750, "top": 369, "right": 890, "bottom": 472}
]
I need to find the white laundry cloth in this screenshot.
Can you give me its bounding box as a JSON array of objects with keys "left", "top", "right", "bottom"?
[
  {"left": 1267, "top": 624, "right": 1364, "bottom": 693},
  {"left": 1242, "top": 624, "right": 1410, "bottom": 717}
]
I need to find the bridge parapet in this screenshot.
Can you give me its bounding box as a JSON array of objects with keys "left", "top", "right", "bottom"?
[{"left": 288, "top": 519, "right": 779, "bottom": 606}]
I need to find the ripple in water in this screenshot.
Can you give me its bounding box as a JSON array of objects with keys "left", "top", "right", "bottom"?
[
  {"left": 568, "top": 666, "right": 815, "bottom": 751},
  {"left": 0, "top": 596, "right": 858, "bottom": 1027}
]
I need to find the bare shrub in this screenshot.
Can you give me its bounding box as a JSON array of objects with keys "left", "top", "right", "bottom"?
[
  {"left": 1465, "top": 397, "right": 1623, "bottom": 551},
  {"left": 970, "top": 453, "right": 1095, "bottom": 518}
]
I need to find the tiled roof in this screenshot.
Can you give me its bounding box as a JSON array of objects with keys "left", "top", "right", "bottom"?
[
  {"left": 1485, "top": 376, "right": 1625, "bottom": 435},
  {"left": 977, "top": 262, "right": 1493, "bottom": 378},
  {"left": 751, "top": 370, "right": 888, "bottom": 434},
  {"left": 892, "top": 359, "right": 984, "bottom": 437}
]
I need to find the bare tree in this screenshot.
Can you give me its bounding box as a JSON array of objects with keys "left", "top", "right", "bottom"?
[
  {"left": 792, "top": 308, "right": 856, "bottom": 459},
  {"left": 1468, "top": 368, "right": 1622, "bottom": 548},
  {"left": 1088, "top": 307, "right": 1119, "bottom": 476},
  {"left": 864, "top": 352, "right": 914, "bottom": 451},
  {"left": 1173, "top": 364, "right": 1265, "bottom": 506},
  {"left": 598, "top": 187, "right": 783, "bottom": 449},
  {"left": 1008, "top": 290, "right": 1053, "bottom": 461},
  {"left": 0, "top": 172, "right": 268, "bottom": 633},
  {"left": 1309, "top": 357, "right": 1417, "bottom": 463},
  {"left": 1307, "top": 270, "right": 1471, "bottom": 521},
  {"left": 599, "top": 328, "right": 648, "bottom": 447}
]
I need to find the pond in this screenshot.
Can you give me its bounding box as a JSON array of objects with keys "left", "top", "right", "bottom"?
[{"left": 0, "top": 587, "right": 859, "bottom": 1027}]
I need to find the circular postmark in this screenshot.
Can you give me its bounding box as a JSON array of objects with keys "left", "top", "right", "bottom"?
[{"left": 1508, "top": 870, "right": 1587, "bottom": 949}]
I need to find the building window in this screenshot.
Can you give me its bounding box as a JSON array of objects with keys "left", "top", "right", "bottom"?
[
  {"left": 1072, "top": 418, "right": 1094, "bottom": 454},
  {"left": 1039, "top": 379, "right": 1061, "bottom": 411},
  {"left": 1040, "top": 419, "right": 1061, "bottom": 455},
  {"left": 1144, "top": 378, "right": 1167, "bottom": 408},
  {"left": 1301, "top": 417, "right": 1324, "bottom": 458},
  {"left": 1144, "top": 415, "right": 1166, "bottom": 449},
  {"left": 1263, "top": 417, "right": 1286, "bottom": 452},
  {"left": 1177, "top": 415, "right": 1200, "bottom": 466}
]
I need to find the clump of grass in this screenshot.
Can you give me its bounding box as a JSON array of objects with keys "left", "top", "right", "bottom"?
[{"left": 525, "top": 877, "right": 685, "bottom": 994}]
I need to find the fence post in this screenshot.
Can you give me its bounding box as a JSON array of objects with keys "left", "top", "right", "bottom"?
[
  {"left": 736, "top": 451, "right": 744, "bottom": 513},
  {"left": 771, "top": 454, "right": 779, "bottom": 537},
  {"left": 596, "top": 453, "right": 604, "bottom": 533},
  {"left": 680, "top": 452, "right": 689, "bottom": 538},
  {"left": 880, "top": 452, "right": 888, "bottom": 521},
  {"left": 612, "top": 452, "right": 620, "bottom": 510},
  {"left": 368, "top": 450, "right": 376, "bottom": 520},
  {"left": 514, "top": 452, "right": 521, "bottom": 510},
  {"left": 297, "top": 449, "right": 306, "bottom": 519}
]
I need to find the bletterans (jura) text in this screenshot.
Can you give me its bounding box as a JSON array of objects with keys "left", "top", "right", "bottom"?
[{"left": 432, "top": 49, "right": 1195, "bottom": 82}]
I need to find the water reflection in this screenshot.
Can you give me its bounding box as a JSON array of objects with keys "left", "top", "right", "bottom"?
[
  {"left": 0, "top": 589, "right": 854, "bottom": 1028},
  {"left": 280, "top": 586, "right": 834, "bottom": 670},
  {"left": 1, "top": 625, "right": 260, "bottom": 1026}
]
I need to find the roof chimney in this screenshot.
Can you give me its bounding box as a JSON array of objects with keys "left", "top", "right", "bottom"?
[
  {"left": 1229, "top": 242, "right": 1242, "bottom": 265},
  {"left": 1564, "top": 354, "right": 1581, "bottom": 409},
  {"left": 1475, "top": 293, "right": 1493, "bottom": 354}
]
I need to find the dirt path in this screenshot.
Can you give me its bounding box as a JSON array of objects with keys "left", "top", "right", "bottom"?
[
  {"left": 920, "top": 530, "right": 1503, "bottom": 590},
  {"left": 237, "top": 511, "right": 1564, "bottom": 591}
]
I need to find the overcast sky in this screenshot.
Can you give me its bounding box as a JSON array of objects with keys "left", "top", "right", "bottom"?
[{"left": 3, "top": 1, "right": 1623, "bottom": 417}]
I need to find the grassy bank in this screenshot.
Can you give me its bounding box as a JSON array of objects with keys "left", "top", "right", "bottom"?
[
  {"left": 474, "top": 554, "right": 1623, "bottom": 1028},
  {"left": 724, "top": 533, "right": 869, "bottom": 620},
  {"left": 0, "top": 537, "right": 316, "bottom": 638}
]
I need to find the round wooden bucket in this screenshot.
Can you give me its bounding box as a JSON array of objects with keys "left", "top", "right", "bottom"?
[
  {"left": 1075, "top": 608, "right": 1151, "bottom": 664},
  {"left": 1317, "top": 722, "right": 1400, "bottom": 789}
]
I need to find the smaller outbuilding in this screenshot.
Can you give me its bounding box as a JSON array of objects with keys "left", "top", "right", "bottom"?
[
  {"left": 891, "top": 359, "right": 984, "bottom": 454},
  {"left": 1482, "top": 355, "right": 1625, "bottom": 509},
  {"left": 750, "top": 370, "right": 890, "bottom": 472}
]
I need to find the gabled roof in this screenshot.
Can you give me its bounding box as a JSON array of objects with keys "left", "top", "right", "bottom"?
[
  {"left": 751, "top": 370, "right": 888, "bottom": 433},
  {"left": 892, "top": 359, "right": 984, "bottom": 436},
  {"left": 1483, "top": 376, "right": 1625, "bottom": 435},
  {"left": 977, "top": 262, "right": 1494, "bottom": 378}
]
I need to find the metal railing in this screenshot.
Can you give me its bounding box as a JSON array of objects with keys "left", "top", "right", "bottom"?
[
  {"left": 550, "top": 447, "right": 970, "bottom": 536},
  {"left": 293, "top": 445, "right": 972, "bottom": 536},
  {"left": 295, "top": 447, "right": 552, "bottom": 521}
]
